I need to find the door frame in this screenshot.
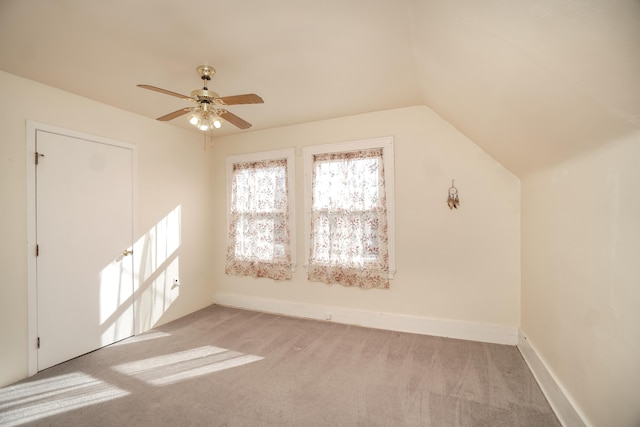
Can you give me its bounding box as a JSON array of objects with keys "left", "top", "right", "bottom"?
[{"left": 26, "top": 121, "right": 138, "bottom": 376}]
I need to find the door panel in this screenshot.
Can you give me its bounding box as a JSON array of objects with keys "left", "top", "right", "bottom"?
[{"left": 36, "top": 130, "right": 134, "bottom": 370}]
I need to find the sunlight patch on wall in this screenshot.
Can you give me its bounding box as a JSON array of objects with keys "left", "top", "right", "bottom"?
[
  {"left": 133, "top": 205, "right": 182, "bottom": 331},
  {"left": 0, "top": 373, "right": 128, "bottom": 425},
  {"left": 99, "top": 252, "right": 135, "bottom": 346},
  {"left": 137, "top": 257, "right": 180, "bottom": 331},
  {"left": 96, "top": 205, "right": 182, "bottom": 345},
  {"left": 137, "top": 205, "right": 181, "bottom": 282},
  {"left": 112, "top": 345, "right": 264, "bottom": 386}
]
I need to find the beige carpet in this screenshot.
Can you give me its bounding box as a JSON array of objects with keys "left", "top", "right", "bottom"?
[{"left": 0, "top": 305, "right": 560, "bottom": 426}]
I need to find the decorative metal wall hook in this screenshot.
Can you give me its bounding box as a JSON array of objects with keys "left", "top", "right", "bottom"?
[{"left": 447, "top": 179, "right": 460, "bottom": 210}]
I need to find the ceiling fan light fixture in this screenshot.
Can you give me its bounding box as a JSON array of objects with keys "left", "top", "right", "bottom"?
[
  {"left": 193, "top": 111, "right": 221, "bottom": 132},
  {"left": 188, "top": 111, "right": 202, "bottom": 126}
]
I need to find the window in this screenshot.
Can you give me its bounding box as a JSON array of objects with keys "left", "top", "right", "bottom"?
[
  {"left": 304, "top": 137, "right": 395, "bottom": 289},
  {"left": 226, "top": 149, "right": 295, "bottom": 280}
]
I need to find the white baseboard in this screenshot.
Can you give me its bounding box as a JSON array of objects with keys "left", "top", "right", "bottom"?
[
  {"left": 212, "top": 292, "right": 518, "bottom": 345},
  {"left": 517, "top": 330, "right": 589, "bottom": 427}
]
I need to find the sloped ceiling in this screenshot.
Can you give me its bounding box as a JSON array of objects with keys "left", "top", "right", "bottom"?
[{"left": 1, "top": 0, "right": 638, "bottom": 176}]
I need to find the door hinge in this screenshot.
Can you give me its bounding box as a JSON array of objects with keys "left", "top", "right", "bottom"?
[
  {"left": 36, "top": 244, "right": 39, "bottom": 257},
  {"left": 35, "top": 152, "right": 45, "bottom": 165},
  {"left": 37, "top": 337, "right": 40, "bottom": 349}
]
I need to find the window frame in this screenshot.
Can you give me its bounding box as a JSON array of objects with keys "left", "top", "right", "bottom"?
[
  {"left": 226, "top": 148, "right": 297, "bottom": 274},
  {"left": 303, "top": 137, "right": 396, "bottom": 279}
]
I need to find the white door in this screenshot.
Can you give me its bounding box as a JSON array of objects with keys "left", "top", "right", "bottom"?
[{"left": 36, "top": 130, "right": 134, "bottom": 370}]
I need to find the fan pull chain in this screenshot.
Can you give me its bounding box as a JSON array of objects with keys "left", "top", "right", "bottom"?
[{"left": 202, "top": 129, "right": 214, "bottom": 150}]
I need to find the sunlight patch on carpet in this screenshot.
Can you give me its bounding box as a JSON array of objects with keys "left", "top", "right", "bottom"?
[
  {"left": 0, "top": 372, "right": 129, "bottom": 425},
  {"left": 112, "top": 345, "right": 264, "bottom": 386},
  {"left": 111, "top": 331, "right": 171, "bottom": 346}
]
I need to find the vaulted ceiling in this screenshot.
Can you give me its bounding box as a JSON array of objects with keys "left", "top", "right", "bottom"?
[{"left": 1, "top": 0, "right": 638, "bottom": 176}]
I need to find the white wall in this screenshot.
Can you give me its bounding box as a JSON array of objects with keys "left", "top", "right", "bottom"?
[
  {"left": 0, "top": 71, "right": 213, "bottom": 387},
  {"left": 211, "top": 106, "right": 521, "bottom": 339},
  {"left": 521, "top": 131, "right": 640, "bottom": 426}
]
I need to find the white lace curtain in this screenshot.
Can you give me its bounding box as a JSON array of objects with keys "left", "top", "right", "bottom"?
[
  {"left": 226, "top": 158, "right": 292, "bottom": 280},
  {"left": 308, "top": 148, "right": 389, "bottom": 289}
]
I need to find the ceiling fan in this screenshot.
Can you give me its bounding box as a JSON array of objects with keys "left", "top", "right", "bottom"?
[{"left": 137, "top": 65, "right": 263, "bottom": 131}]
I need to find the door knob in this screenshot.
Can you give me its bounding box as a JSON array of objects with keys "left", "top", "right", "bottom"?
[{"left": 122, "top": 249, "right": 133, "bottom": 256}]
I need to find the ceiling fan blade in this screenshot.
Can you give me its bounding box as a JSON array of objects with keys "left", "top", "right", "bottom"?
[
  {"left": 137, "top": 84, "right": 192, "bottom": 100},
  {"left": 217, "top": 93, "right": 264, "bottom": 105},
  {"left": 219, "top": 110, "right": 252, "bottom": 129},
  {"left": 157, "top": 108, "right": 192, "bottom": 121}
]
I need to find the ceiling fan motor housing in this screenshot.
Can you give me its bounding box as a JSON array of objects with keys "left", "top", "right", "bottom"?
[{"left": 191, "top": 88, "right": 220, "bottom": 103}]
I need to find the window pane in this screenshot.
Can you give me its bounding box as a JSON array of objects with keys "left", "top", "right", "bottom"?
[
  {"left": 233, "top": 163, "right": 286, "bottom": 214},
  {"left": 226, "top": 153, "right": 293, "bottom": 281},
  {"left": 304, "top": 139, "right": 393, "bottom": 289},
  {"left": 234, "top": 213, "right": 287, "bottom": 261},
  {"left": 310, "top": 148, "right": 385, "bottom": 268},
  {"left": 311, "top": 211, "right": 379, "bottom": 264},
  {"left": 312, "top": 157, "right": 380, "bottom": 211}
]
